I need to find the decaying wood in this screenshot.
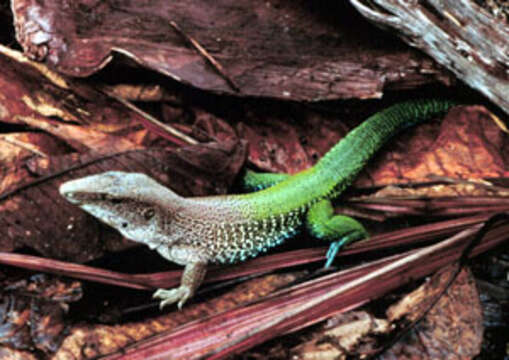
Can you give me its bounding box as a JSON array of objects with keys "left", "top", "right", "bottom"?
[
  {"left": 350, "top": 0, "right": 509, "bottom": 115},
  {"left": 10, "top": 0, "right": 454, "bottom": 100}
]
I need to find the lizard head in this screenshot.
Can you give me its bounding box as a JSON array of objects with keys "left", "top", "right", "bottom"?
[{"left": 59, "top": 171, "right": 184, "bottom": 247}]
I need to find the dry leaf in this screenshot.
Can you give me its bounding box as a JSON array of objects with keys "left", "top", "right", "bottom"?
[
  {"left": 290, "top": 311, "right": 390, "bottom": 359},
  {"left": 0, "top": 275, "right": 81, "bottom": 354},
  {"left": 0, "top": 347, "right": 37, "bottom": 360},
  {"left": 0, "top": 50, "right": 141, "bottom": 137},
  {"left": 360, "top": 106, "right": 509, "bottom": 186},
  {"left": 382, "top": 267, "right": 483, "bottom": 359},
  {"left": 237, "top": 106, "right": 347, "bottom": 173},
  {"left": 0, "top": 133, "right": 69, "bottom": 164}
]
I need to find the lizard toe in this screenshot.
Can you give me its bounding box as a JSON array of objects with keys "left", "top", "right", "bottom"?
[
  {"left": 153, "top": 287, "right": 192, "bottom": 310},
  {"left": 153, "top": 288, "right": 172, "bottom": 299}
]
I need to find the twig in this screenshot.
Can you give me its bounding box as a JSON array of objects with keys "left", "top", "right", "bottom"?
[
  {"left": 169, "top": 20, "right": 240, "bottom": 93},
  {"left": 107, "top": 92, "right": 198, "bottom": 146},
  {"left": 425, "top": 174, "right": 509, "bottom": 192},
  {"left": 0, "top": 135, "right": 48, "bottom": 158},
  {"left": 0, "top": 44, "right": 70, "bottom": 89},
  {"left": 487, "top": 111, "right": 509, "bottom": 133}
]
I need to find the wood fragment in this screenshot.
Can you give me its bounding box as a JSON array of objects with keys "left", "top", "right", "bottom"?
[
  {"left": 350, "top": 0, "right": 509, "bottom": 115},
  {"left": 10, "top": 1, "right": 453, "bottom": 99}
]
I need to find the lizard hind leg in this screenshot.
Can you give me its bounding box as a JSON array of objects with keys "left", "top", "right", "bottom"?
[
  {"left": 306, "top": 199, "right": 368, "bottom": 268},
  {"left": 153, "top": 260, "right": 207, "bottom": 310}
]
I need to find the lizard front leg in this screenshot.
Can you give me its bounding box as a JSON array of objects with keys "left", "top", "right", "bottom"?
[
  {"left": 306, "top": 199, "right": 368, "bottom": 268},
  {"left": 153, "top": 245, "right": 210, "bottom": 309},
  {"left": 153, "top": 256, "right": 208, "bottom": 310}
]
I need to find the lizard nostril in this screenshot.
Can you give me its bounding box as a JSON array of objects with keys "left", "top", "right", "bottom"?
[{"left": 121, "top": 222, "right": 128, "bottom": 228}]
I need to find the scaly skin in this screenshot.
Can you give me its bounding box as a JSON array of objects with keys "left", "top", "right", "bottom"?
[{"left": 59, "top": 99, "right": 456, "bottom": 309}]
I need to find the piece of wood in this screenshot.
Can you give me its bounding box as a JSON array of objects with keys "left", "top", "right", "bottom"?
[
  {"left": 350, "top": 0, "right": 509, "bottom": 115},
  {"left": 10, "top": 0, "right": 453, "bottom": 100}
]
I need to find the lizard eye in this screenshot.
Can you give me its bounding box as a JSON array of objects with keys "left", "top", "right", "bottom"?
[{"left": 143, "top": 208, "right": 155, "bottom": 220}]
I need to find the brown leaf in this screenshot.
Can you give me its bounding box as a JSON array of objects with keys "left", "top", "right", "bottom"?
[
  {"left": 102, "top": 84, "right": 175, "bottom": 103},
  {"left": 0, "top": 49, "right": 149, "bottom": 152},
  {"left": 382, "top": 267, "right": 483, "bottom": 359},
  {"left": 5, "top": 274, "right": 82, "bottom": 303},
  {"left": 237, "top": 107, "right": 346, "bottom": 173},
  {"left": 238, "top": 121, "right": 311, "bottom": 173},
  {"left": 11, "top": 1, "right": 452, "bottom": 100},
  {"left": 0, "top": 133, "right": 69, "bottom": 165},
  {"left": 341, "top": 178, "right": 509, "bottom": 221},
  {"left": 0, "top": 132, "right": 71, "bottom": 196},
  {"left": 290, "top": 311, "right": 390, "bottom": 359},
  {"left": 0, "top": 293, "right": 32, "bottom": 351},
  {"left": 363, "top": 181, "right": 509, "bottom": 199},
  {"left": 0, "top": 49, "right": 137, "bottom": 128},
  {"left": 359, "top": 106, "right": 509, "bottom": 186},
  {"left": 0, "top": 275, "right": 80, "bottom": 354},
  {"left": 0, "top": 347, "right": 37, "bottom": 360},
  {"left": 16, "top": 115, "right": 139, "bottom": 153},
  {"left": 30, "top": 300, "right": 69, "bottom": 353}
]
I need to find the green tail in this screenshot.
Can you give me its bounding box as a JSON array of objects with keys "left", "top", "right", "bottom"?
[
  {"left": 314, "top": 98, "right": 457, "bottom": 198},
  {"left": 247, "top": 99, "right": 457, "bottom": 217}
]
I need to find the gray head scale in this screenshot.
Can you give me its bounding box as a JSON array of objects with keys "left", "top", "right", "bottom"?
[{"left": 59, "top": 171, "right": 184, "bottom": 249}]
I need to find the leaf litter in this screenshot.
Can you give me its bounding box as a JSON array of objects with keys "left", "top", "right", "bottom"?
[{"left": 0, "top": 2, "right": 508, "bottom": 358}]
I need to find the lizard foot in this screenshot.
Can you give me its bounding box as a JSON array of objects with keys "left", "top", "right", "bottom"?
[
  {"left": 325, "top": 231, "right": 367, "bottom": 269},
  {"left": 153, "top": 286, "right": 192, "bottom": 310},
  {"left": 325, "top": 239, "right": 347, "bottom": 269}
]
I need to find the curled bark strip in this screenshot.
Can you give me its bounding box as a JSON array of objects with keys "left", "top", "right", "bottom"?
[{"left": 350, "top": 0, "right": 509, "bottom": 115}]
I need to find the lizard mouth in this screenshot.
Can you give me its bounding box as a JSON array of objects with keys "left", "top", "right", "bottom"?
[
  {"left": 59, "top": 181, "right": 106, "bottom": 204},
  {"left": 61, "top": 191, "right": 106, "bottom": 204}
]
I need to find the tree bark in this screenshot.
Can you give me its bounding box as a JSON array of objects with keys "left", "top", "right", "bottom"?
[{"left": 351, "top": 0, "right": 509, "bottom": 115}]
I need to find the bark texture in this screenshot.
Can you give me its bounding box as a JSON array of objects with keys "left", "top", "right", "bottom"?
[
  {"left": 351, "top": 0, "right": 509, "bottom": 115},
  {"left": 11, "top": 0, "right": 453, "bottom": 100}
]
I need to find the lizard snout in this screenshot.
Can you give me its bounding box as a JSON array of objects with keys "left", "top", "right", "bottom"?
[{"left": 59, "top": 180, "right": 82, "bottom": 204}]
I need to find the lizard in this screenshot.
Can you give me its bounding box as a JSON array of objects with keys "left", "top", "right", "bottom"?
[{"left": 59, "top": 99, "right": 456, "bottom": 309}]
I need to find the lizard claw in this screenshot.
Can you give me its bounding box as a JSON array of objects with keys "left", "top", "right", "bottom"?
[{"left": 153, "top": 287, "right": 192, "bottom": 310}]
